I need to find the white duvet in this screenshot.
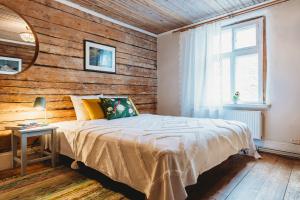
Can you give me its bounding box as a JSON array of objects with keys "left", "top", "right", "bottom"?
[{"left": 51, "top": 114, "right": 259, "bottom": 200}]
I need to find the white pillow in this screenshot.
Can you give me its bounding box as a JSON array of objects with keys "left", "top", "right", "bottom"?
[{"left": 70, "top": 95, "right": 103, "bottom": 120}]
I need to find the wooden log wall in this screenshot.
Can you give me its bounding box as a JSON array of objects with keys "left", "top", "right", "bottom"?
[
  {"left": 0, "top": 0, "right": 157, "bottom": 153},
  {"left": 0, "top": 41, "right": 36, "bottom": 72}
]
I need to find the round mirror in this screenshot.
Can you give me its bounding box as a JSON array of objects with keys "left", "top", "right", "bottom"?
[{"left": 0, "top": 5, "right": 38, "bottom": 75}]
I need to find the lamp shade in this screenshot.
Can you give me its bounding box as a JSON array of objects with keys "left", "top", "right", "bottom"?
[{"left": 33, "top": 97, "right": 46, "bottom": 110}]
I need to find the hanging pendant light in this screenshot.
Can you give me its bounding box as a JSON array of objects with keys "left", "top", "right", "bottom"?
[{"left": 19, "top": 26, "right": 35, "bottom": 43}]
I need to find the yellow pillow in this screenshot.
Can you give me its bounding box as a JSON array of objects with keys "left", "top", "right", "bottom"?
[
  {"left": 129, "top": 97, "right": 139, "bottom": 115},
  {"left": 82, "top": 99, "right": 105, "bottom": 120}
]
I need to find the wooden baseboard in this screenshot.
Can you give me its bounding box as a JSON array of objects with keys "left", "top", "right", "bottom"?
[{"left": 255, "top": 139, "right": 300, "bottom": 159}]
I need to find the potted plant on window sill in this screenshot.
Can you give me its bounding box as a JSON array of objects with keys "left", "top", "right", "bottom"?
[{"left": 232, "top": 91, "right": 240, "bottom": 104}]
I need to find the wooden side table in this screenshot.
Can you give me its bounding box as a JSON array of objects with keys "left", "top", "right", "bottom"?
[{"left": 5, "top": 126, "right": 58, "bottom": 176}]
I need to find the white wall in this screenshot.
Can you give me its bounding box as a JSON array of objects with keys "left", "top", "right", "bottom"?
[
  {"left": 157, "top": 0, "right": 300, "bottom": 144},
  {"left": 157, "top": 32, "right": 181, "bottom": 116},
  {"left": 264, "top": 0, "right": 300, "bottom": 143}
]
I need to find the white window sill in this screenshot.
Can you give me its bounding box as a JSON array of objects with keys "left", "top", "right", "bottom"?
[{"left": 223, "top": 103, "right": 271, "bottom": 111}]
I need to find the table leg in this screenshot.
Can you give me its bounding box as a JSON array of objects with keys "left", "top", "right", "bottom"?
[
  {"left": 20, "top": 134, "right": 27, "bottom": 176},
  {"left": 40, "top": 135, "right": 44, "bottom": 157},
  {"left": 51, "top": 130, "right": 56, "bottom": 167},
  {"left": 11, "top": 132, "right": 17, "bottom": 168}
]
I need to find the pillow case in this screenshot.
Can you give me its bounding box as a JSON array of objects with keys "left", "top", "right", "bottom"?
[
  {"left": 70, "top": 95, "right": 103, "bottom": 120},
  {"left": 101, "top": 96, "right": 139, "bottom": 115},
  {"left": 82, "top": 99, "right": 105, "bottom": 120},
  {"left": 129, "top": 98, "right": 139, "bottom": 115},
  {"left": 100, "top": 97, "right": 138, "bottom": 120}
]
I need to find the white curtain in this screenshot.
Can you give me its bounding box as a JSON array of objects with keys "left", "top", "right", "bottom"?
[{"left": 179, "top": 22, "right": 224, "bottom": 119}]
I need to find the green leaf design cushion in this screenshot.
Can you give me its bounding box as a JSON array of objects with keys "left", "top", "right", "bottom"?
[{"left": 100, "top": 98, "right": 138, "bottom": 120}]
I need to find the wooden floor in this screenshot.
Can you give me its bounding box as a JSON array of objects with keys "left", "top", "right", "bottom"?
[
  {"left": 0, "top": 152, "right": 299, "bottom": 200},
  {"left": 186, "top": 153, "right": 300, "bottom": 200}
]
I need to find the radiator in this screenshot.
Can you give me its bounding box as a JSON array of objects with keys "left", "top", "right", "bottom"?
[{"left": 223, "top": 110, "right": 262, "bottom": 139}]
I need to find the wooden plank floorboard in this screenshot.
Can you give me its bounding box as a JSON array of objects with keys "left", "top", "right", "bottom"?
[
  {"left": 284, "top": 159, "right": 300, "bottom": 200},
  {"left": 186, "top": 154, "right": 256, "bottom": 200},
  {"left": 225, "top": 154, "right": 277, "bottom": 200},
  {"left": 254, "top": 156, "right": 294, "bottom": 200},
  {"left": 226, "top": 153, "right": 294, "bottom": 200},
  {"left": 202, "top": 156, "right": 256, "bottom": 200}
]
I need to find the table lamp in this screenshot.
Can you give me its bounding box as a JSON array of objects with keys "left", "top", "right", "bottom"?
[{"left": 33, "top": 97, "right": 47, "bottom": 124}]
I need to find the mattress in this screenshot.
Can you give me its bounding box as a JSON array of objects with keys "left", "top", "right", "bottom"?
[{"left": 51, "top": 114, "right": 259, "bottom": 200}]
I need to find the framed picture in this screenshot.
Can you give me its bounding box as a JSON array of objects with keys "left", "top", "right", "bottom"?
[
  {"left": 0, "top": 56, "right": 22, "bottom": 75},
  {"left": 84, "top": 40, "right": 116, "bottom": 73}
]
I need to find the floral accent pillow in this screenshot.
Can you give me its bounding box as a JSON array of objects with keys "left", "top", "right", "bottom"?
[{"left": 100, "top": 98, "right": 138, "bottom": 120}]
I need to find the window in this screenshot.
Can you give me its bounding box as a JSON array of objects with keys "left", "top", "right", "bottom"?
[{"left": 221, "top": 18, "right": 264, "bottom": 104}]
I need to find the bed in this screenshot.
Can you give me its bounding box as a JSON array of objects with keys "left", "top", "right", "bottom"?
[{"left": 50, "top": 114, "right": 260, "bottom": 200}]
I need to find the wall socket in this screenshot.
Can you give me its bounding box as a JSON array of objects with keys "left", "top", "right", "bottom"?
[{"left": 290, "top": 139, "right": 300, "bottom": 145}]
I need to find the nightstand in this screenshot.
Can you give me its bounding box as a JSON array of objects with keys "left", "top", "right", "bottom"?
[{"left": 5, "top": 126, "right": 58, "bottom": 176}]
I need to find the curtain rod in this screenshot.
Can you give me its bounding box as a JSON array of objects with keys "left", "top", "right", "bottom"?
[{"left": 174, "top": 0, "right": 289, "bottom": 33}]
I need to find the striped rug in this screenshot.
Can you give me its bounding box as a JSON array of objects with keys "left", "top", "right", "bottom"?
[{"left": 0, "top": 165, "right": 129, "bottom": 200}]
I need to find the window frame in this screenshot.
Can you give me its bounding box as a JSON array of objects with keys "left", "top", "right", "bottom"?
[{"left": 221, "top": 17, "right": 265, "bottom": 104}]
